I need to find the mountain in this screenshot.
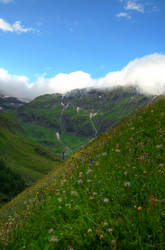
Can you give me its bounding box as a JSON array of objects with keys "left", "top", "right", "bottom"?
[
  {"left": 13, "top": 87, "right": 150, "bottom": 156},
  {"left": 0, "top": 94, "right": 28, "bottom": 112},
  {"left": 0, "top": 96, "right": 164, "bottom": 249},
  {"left": 0, "top": 110, "right": 61, "bottom": 205}
]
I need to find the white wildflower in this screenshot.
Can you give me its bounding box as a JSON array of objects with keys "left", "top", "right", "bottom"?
[
  {"left": 49, "top": 228, "right": 54, "bottom": 233},
  {"left": 77, "top": 179, "right": 83, "bottom": 184},
  {"left": 79, "top": 172, "right": 83, "bottom": 177},
  {"left": 49, "top": 236, "right": 59, "bottom": 243},
  {"left": 103, "top": 198, "right": 109, "bottom": 203},
  {"left": 124, "top": 182, "right": 131, "bottom": 187},
  {"left": 87, "top": 169, "right": 93, "bottom": 174},
  {"left": 58, "top": 197, "right": 62, "bottom": 202},
  {"left": 71, "top": 191, "right": 78, "bottom": 196}
]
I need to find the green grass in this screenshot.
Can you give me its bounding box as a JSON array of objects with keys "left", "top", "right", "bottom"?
[
  {"left": 0, "top": 111, "right": 61, "bottom": 186},
  {"left": 0, "top": 97, "right": 164, "bottom": 249}
]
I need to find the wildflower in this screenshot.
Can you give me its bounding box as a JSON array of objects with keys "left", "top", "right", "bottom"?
[
  {"left": 97, "top": 180, "right": 101, "bottom": 184},
  {"left": 93, "top": 192, "right": 97, "bottom": 196},
  {"left": 143, "top": 170, "right": 147, "bottom": 174},
  {"left": 69, "top": 248, "right": 74, "bottom": 250},
  {"left": 49, "top": 236, "right": 59, "bottom": 243},
  {"left": 95, "top": 161, "right": 100, "bottom": 166},
  {"left": 89, "top": 196, "right": 94, "bottom": 200},
  {"left": 124, "top": 171, "right": 128, "bottom": 176},
  {"left": 22, "top": 246, "right": 26, "bottom": 249},
  {"left": 156, "top": 144, "right": 163, "bottom": 149},
  {"left": 87, "top": 169, "right": 93, "bottom": 174},
  {"left": 102, "top": 152, "right": 107, "bottom": 156},
  {"left": 49, "top": 228, "right": 54, "bottom": 233},
  {"left": 137, "top": 206, "right": 142, "bottom": 211},
  {"left": 77, "top": 179, "right": 83, "bottom": 184},
  {"left": 103, "top": 198, "right": 109, "bottom": 203},
  {"left": 115, "top": 149, "right": 120, "bottom": 153},
  {"left": 90, "top": 159, "right": 93, "bottom": 163},
  {"left": 107, "top": 228, "right": 113, "bottom": 233},
  {"left": 87, "top": 179, "right": 92, "bottom": 183},
  {"left": 100, "top": 234, "right": 104, "bottom": 239},
  {"left": 88, "top": 229, "right": 92, "bottom": 233},
  {"left": 71, "top": 191, "right": 78, "bottom": 196},
  {"left": 124, "top": 182, "right": 131, "bottom": 187},
  {"left": 79, "top": 172, "right": 83, "bottom": 177},
  {"left": 58, "top": 198, "right": 62, "bottom": 202}
]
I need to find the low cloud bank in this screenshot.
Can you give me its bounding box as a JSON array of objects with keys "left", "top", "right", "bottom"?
[{"left": 0, "top": 53, "right": 165, "bottom": 100}]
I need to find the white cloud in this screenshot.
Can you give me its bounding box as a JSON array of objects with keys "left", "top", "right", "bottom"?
[
  {"left": 125, "top": 0, "right": 144, "bottom": 12},
  {"left": 116, "top": 12, "right": 131, "bottom": 19},
  {"left": 0, "top": 18, "right": 34, "bottom": 33},
  {"left": 0, "top": 0, "right": 13, "bottom": 3},
  {"left": 0, "top": 54, "right": 165, "bottom": 100}
]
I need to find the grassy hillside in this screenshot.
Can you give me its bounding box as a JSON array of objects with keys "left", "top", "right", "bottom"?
[
  {"left": 0, "top": 97, "right": 164, "bottom": 249},
  {"left": 0, "top": 110, "right": 61, "bottom": 189}
]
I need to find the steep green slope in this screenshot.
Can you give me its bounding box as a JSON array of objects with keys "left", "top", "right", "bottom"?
[
  {"left": 13, "top": 87, "right": 149, "bottom": 156},
  {"left": 0, "top": 97, "right": 164, "bottom": 249},
  {"left": 0, "top": 110, "right": 61, "bottom": 187}
]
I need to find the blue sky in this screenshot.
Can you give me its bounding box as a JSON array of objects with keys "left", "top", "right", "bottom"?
[{"left": 0, "top": 0, "right": 165, "bottom": 99}]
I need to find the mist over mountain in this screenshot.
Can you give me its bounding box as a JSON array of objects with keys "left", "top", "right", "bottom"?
[{"left": 0, "top": 54, "right": 165, "bottom": 100}]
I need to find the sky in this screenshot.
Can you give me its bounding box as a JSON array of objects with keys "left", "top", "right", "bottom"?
[{"left": 0, "top": 0, "right": 165, "bottom": 99}]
